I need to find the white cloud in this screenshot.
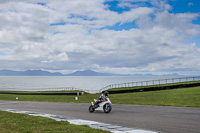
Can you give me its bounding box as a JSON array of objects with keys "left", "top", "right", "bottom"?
[
  {"left": 120, "top": 7, "right": 153, "bottom": 24},
  {"left": 0, "top": 0, "right": 200, "bottom": 75},
  {"left": 155, "top": 11, "right": 200, "bottom": 38},
  {"left": 44, "top": 52, "right": 69, "bottom": 63}
]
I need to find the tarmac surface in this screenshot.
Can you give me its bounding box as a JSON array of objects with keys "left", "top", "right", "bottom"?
[{"left": 0, "top": 101, "right": 200, "bottom": 133}]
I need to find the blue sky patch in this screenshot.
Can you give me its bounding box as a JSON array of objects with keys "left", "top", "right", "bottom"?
[
  {"left": 104, "top": 1, "right": 130, "bottom": 13},
  {"left": 104, "top": 21, "right": 138, "bottom": 31},
  {"left": 168, "top": 0, "right": 200, "bottom": 14},
  {"left": 37, "top": 2, "right": 46, "bottom": 6},
  {"left": 50, "top": 22, "right": 67, "bottom": 26},
  {"left": 104, "top": 1, "right": 153, "bottom": 14},
  {"left": 192, "top": 18, "right": 200, "bottom": 25},
  {"left": 68, "top": 14, "right": 97, "bottom": 21}
]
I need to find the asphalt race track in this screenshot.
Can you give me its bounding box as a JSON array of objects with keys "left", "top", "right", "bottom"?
[{"left": 0, "top": 101, "right": 200, "bottom": 133}]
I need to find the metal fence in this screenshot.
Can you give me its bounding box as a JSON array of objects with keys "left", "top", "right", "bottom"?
[
  {"left": 99, "top": 76, "right": 200, "bottom": 93},
  {"left": 39, "top": 87, "right": 90, "bottom": 93},
  {"left": 44, "top": 87, "right": 85, "bottom": 92},
  {"left": 0, "top": 86, "right": 87, "bottom": 92}
]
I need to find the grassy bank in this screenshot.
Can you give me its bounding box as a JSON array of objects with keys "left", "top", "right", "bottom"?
[
  {"left": 1, "top": 86, "right": 200, "bottom": 107},
  {"left": 0, "top": 110, "right": 109, "bottom": 133},
  {"left": 110, "top": 86, "right": 200, "bottom": 107},
  {"left": 107, "top": 81, "right": 200, "bottom": 91}
]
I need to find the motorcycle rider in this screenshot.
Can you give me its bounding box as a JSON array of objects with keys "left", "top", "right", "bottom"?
[{"left": 94, "top": 91, "right": 109, "bottom": 108}]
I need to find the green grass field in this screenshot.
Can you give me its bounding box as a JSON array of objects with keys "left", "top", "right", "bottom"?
[
  {"left": 110, "top": 86, "right": 200, "bottom": 107},
  {"left": 0, "top": 110, "right": 109, "bottom": 133},
  {"left": 1, "top": 86, "right": 200, "bottom": 107}
]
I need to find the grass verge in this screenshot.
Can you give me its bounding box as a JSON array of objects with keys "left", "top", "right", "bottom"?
[{"left": 0, "top": 110, "right": 109, "bottom": 133}]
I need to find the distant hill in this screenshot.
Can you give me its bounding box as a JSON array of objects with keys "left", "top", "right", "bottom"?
[
  {"left": 0, "top": 69, "right": 182, "bottom": 76},
  {"left": 23, "top": 70, "right": 63, "bottom": 76},
  {"left": 0, "top": 70, "right": 22, "bottom": 76},
  {"left": 0, "top": 70, "right": 63, "bottom": 76},
  {"left": 66, "top": 70, "right": 124, "bottom": 76}
]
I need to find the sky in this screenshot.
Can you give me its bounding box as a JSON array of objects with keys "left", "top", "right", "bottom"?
[{"left": 0, "top": 0, "right": 200, "bottom": 75}]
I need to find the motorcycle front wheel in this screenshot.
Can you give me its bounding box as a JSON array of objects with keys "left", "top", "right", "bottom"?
[
  {"left": 89, "top": 105, "right": 95, "bottom": 113},
  {"left": 103, "top": 103, "right": 112, "bottom": 113}
]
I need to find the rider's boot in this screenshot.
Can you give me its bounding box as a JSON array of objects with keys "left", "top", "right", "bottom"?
[{"left": 94, "top": 103, "right": 100, "bottom": 108}]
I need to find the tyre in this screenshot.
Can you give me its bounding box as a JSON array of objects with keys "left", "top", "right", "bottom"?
[
  {"left": 103, "top": 103, "right": 112, "bottom": 113},
  {"left": 89, "top": 105, "right": 95, "bottom": 113}
]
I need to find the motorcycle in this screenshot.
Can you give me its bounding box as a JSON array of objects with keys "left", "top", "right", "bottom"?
[{"left": 88, "top": 97, "right": 112, "bottom": 113}]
